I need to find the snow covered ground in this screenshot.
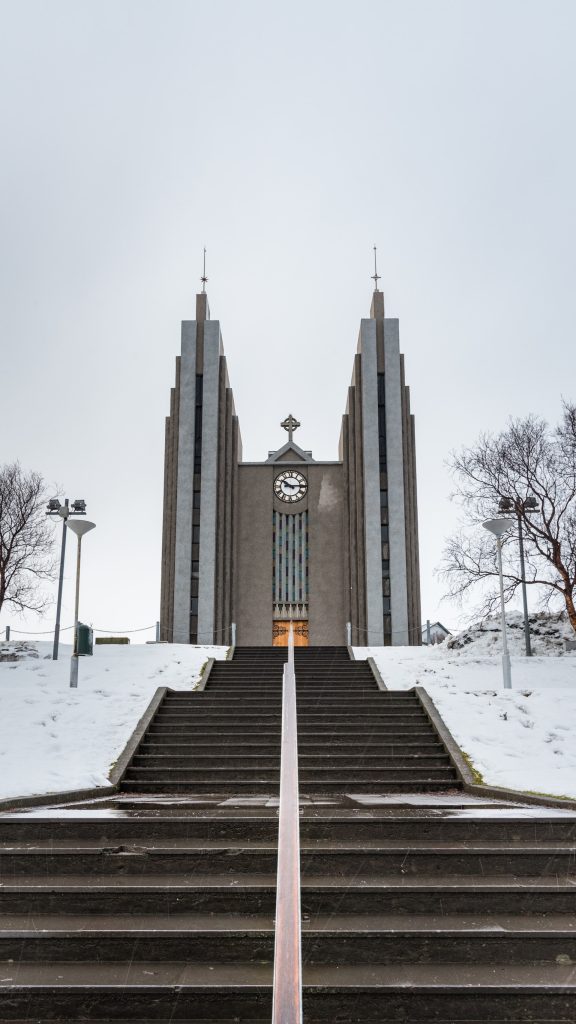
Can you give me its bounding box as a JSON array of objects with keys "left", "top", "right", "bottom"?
[
  {"left": 0, "top": 641, "right": 228, "bottom": 802},
  {"left": 356, "top": 613, "right": 576, "bottom": 800},
  {"left": 1, "top": 613, "right": 575, "bottom": 805}
]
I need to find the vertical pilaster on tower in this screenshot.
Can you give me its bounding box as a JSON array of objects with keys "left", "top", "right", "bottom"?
[
  {"left": 196, "top": 292, "right": 210, "bottom": 322},
  {"left": 370, "top": 288, "right": 385, "bottom": 320},
  {"left": 359, "top": 317, "right": 384, "bottom": 646}
]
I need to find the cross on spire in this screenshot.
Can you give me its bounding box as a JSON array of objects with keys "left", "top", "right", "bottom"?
[
  {"left": 371, "top": 244, "right": 381, "bottom": 290},
  {"left": 281, "top": 413, "right": 301, "bottom": 444},
  {"left": 200, "top": 247, "right": 208, "bottom": 293}
]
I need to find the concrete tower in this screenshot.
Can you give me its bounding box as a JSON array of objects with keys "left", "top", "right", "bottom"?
[
  {"left": 340, "top": 287, "right": 421, "bottom": 646},
  {"left": 160, "top": 291, "right": 241, "bottom": 644}
]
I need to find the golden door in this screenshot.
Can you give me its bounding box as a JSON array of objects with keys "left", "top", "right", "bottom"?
[{"left": 272, "top": 621, "right": 309, "bottom": 647}]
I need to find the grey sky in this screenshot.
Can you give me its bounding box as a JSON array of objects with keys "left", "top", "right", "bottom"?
[{"left": 1, "top": 0, "right": 575, "bottom": 641}]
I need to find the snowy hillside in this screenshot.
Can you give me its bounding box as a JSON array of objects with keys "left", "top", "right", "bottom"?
[
  {"left": 1, "top": 618, "right": 575, "bottom": 805},
  {"left": 358, "top": 613, "right": 576, "bottom": 801},
  {"left": 446, "top": 610, "right": 574, "bottom": 654},
  {"left": 0, "top": 641, "right": 228, "bottom": 802}
]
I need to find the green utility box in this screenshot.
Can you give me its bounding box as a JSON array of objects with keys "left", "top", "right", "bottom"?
[{"left": 77, "top": 622, "right": 93, "bottom": 656}]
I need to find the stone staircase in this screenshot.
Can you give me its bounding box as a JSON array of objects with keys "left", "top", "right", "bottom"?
[
  {"left": 122, "top": 646, "right": 462, "bottom": 794},
  {"left": 0, "top": 645, "right": 575, "bottom": 1020}
]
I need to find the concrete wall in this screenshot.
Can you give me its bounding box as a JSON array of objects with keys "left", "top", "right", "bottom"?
[
  {"left": 234, "top": 461, "right": 347, "bottom": 646},
  {"left": 307, "top": 464, "right": 346, "bottom": 645},
  {"left": 360, "top": 319, "right": 385, "bottom": 646},
  {"left": 339, "top": 297, "right": 420, "bottom": 648},
  {"left": 235, "top": 465, "right": 274, "bottom": 645},
  {"left": 383, "top": 319, "right": 409, "bottom": 645},
  {"left": 197, "top": 321, "right": 222, "bottom": 643},
  {"left": 172, "top": 321, "right": 197, "bottom": 645},
  {"left": 159, "top": 355, "right": 180, "bottom": 642}
]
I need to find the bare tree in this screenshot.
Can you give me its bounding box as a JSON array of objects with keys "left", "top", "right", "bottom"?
[
  {"left": 440, "top": 402, "right": 576, "bottom": 634},
  {"left": 0, "top": 463, "right": 57, "bottom": 616}
]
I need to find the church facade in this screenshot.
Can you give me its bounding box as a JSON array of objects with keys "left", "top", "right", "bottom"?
[{"left": 160, "top": 286, "right": 421, "bottom": 647}]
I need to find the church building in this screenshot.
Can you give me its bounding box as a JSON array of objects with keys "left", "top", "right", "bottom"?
[{"left": 160, "top": 278, "right": 421, "bottom": 647}]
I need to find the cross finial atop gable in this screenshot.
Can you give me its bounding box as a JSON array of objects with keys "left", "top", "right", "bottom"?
[{"left": 281, "top": 414, "right": 301, "bottom": 444}]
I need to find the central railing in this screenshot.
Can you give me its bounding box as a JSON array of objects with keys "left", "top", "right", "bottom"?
[{"left": 271, "top": 623, "right": 303, "bottom": 1024}]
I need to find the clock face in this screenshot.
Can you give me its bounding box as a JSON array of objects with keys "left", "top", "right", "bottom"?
[{"left": 274, "top": 470, "right": 308, "bottom": 503}]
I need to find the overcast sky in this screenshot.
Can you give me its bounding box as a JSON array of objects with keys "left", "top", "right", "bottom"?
[{"left": 1, "top": 0, "right": 575, "bottom": 644}]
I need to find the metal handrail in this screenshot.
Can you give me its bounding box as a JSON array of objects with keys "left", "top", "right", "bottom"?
[{"left": 272, "top": 623, "right": 303, "bottom": 1024}]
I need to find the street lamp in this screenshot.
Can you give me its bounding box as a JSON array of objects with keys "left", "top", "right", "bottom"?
[
  {"left": 483, "top": 517, "right": 516, "bottom": 689},
  {"left": 66, "top": 518, "right": 96, "bottom": 689},
  {"left": 46, "top": 498, "right": 87, "bottom": 660},
  {"left": 499, "top": 495, "right": 539, "bottom": 657}
]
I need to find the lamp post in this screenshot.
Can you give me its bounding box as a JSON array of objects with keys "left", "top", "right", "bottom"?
[
  {"left": 46, "top": 498, "right": 87, "bottom": 660},
  {"left": 483, "top": 517, "right": 516, "bottom": 689},
  {"left": 67, "top": 519, "right": 96, "bottom": 689},
  {"left": 499, "top": 496, "right": 539, "bottom": 657}
]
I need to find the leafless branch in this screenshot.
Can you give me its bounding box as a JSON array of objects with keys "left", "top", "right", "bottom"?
[
  {"left": 0, "top": 462, "right": 57, "bottom": 615},
  {"left": 440, "top": 406, "right": 576, "bottom": 634}
]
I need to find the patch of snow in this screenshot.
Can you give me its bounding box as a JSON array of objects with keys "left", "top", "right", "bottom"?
[
  {"left": 0, "top": 641, "right": 228, "bottom": 802},
  {"left": 356, "top": 613, "right": 576, "bottom": 800},
  {"left": 446, "top": 610, "right": 574, "bottom": 654}
]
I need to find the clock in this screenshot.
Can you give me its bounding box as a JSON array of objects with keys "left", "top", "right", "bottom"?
[{"left": 274, "top": 470, "right": 308, "bottom": 503}]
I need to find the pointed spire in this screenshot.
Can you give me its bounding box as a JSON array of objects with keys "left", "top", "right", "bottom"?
[
  {"left": 371, "top": 244, "right": 381, "bottom": 290},
  {"left": 196, "top": 247, "right": 210, "bottom": 321},
  {"left": 370, "top": 245, "right": 384, "bottom": 318}
]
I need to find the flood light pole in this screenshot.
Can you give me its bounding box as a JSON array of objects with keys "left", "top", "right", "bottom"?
[
  {"left": 499, "top": 496, "right": 539, "bottom": 657},
  {"left": 482, "top": 517, "right": 516, "bottom": 689},
  {"left": 67, "top": 519, "right": 96, "bottom": 689},
  {"left": 46, "top": 498, "right": 87, "bottom": 660}
]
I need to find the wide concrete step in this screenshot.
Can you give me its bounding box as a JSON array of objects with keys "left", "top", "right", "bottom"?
[
  {"left": 155, "top": 721, "right": 431, "bottom": 732},
  {"left": 3, "top": 814, "right": 575, "bottom": 843},
  {"left": 151, "top": 717, "right": 430, "bottom": 729},
  {"left": 138, "top": 741, "right": 442, "bottom": 756},
  {"left": 121, "top": 779, "right": 461, "bottom": 793},
  {"left": 160, "top": 702, "right": 420, "bottom": 714},
  {"left": 1, "top": 912, "right": 574, "bottom": 964},
  {"left": 212, "top": 667, "right": 373, "bottom": 672},
  {"left": 207, "top": 680, "right": 376, "bottom": 687},
  {"left": 3, "top": 874, "right": 576, "bottom": 916},
  {"left": 123, "top": 765, "right": 457, "bottom": 782},
  {"left": 19, "top": 839, "right": 576, "bottom": 878},
  {"left": 201, "top": 684, "right": 383, "bottom": 693},
  {"left": 148, "top": 717, "right": 434, "bottom": 728},
  {"left": 206, "top": 687, "right": 379, "bottom": 694},
  {"left": 132, "top": 754, "right": 451, "bottom": 769},
  {"left": 208, "top": 676, "right": 377, "bottom": 683},
  {"left": 0, "top": 961, "right": 573, "bottom": 1019},
  {"left": 164, "top": 698, "right": 415, "bottom": 708},
  {"left": 146, "top": 726, "right": 436, "bottom": 738},
  {"left": 140, "top": 739, "right": 442, "bottom": 751},
  {"left": 210, "top": 664, "right": 366, "bottom": 670}
]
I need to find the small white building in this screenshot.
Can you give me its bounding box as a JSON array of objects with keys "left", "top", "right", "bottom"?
[{"left": 422, "top": 621, "right": 451, "bottom": 645}]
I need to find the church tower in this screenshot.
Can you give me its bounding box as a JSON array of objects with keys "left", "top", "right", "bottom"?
[
  {"left": 160, "top": 291, "right": 241, "bottom": 644},
  {"left": 160, "top": 274, "right": 421, "bottom": 647},
  {"left": 340, "top": 286, "right": 421, "bottom": 646}
]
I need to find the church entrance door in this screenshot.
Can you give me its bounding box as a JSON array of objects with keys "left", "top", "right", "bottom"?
[{"left": 272, "top": 621, "right": 309, "bottom": 647}]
